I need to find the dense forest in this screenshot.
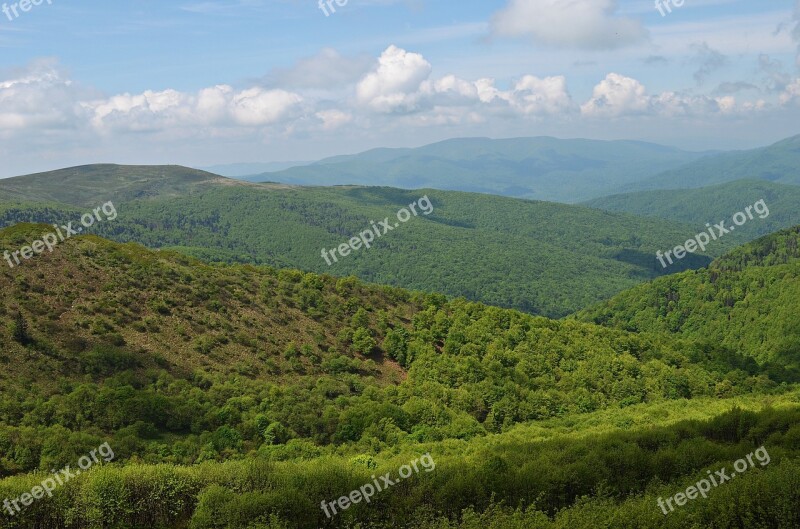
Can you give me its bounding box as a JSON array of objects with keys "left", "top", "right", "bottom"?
[
  {"left": 0, "top": 182, "right": 719, "bottom": 318},
  {"left": 0, "top": 222, "right": 798, "bottom": 527},
  {"left": 577, "top": 226, "right": 800, "bottom": 367}
]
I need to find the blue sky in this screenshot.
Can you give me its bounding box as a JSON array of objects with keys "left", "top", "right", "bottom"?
[{"left": 0, "top": 0, "right": 798, "bottom": 176}]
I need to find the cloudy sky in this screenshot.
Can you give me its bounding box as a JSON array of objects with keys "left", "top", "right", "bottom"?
[{"left": 0, "top": 0, "right": 799, "bottom": 177}]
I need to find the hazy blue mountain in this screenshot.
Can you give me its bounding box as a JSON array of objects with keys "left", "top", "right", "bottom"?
[
  {"left": 631, "top": 134, "right": 800, "bottom": 191},
  {"left": 253, "top": 137, "right": 708, "bottom": 203},
  {"left": 200, "top": 161, "right": 312, "bottom": 179}
]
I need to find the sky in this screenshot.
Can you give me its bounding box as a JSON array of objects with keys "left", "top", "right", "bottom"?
[{"left": 0, "top": 0, "right": 799, "bottom": 177}]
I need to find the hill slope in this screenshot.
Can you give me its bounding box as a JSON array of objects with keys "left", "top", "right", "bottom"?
[
  {"left": 583, "top": 179, "right": 800, "bottom": 241},
  {"left": 0, "top": 224, "right": 785, "bottom": 465},
  {"left": 0, "top": 225, "right": 797, "bottom": 528},
  {"left": 254, "top": 137, "right": 706, "bottom": 203},
  {"left": 576, "top": 226, "right": 800, "bottom": 367},
  {"left": 633, "top": 134, "right": 800, "bottom": 192},
  {"left": 0, "top": 164, "right": 263, "bottom": 207},
  {"left": 0, "top": 184, "right": 720, "bottom": 317}
]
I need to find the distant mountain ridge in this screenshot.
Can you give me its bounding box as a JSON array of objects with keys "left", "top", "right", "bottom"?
[
  {"left": 252, "top": 136, "right": 709, "bottom": 203},
  {"left": 199, "top": 161, "right": 312, "bottom": 179},
  {"left": 629, "top": 134, "right": 800, "bottom": 192}
]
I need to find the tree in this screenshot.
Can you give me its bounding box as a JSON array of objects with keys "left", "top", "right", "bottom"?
[
  {"left": 11, "top": 311, "right": 32, "bottom": 346},
  {"left": 351, "top": 328, "right": 376, "bottom": 355}
]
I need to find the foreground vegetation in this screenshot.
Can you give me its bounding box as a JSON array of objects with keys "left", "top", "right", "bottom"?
[{"left": 1, "top": 402, "right": 798, "bottom": 528}]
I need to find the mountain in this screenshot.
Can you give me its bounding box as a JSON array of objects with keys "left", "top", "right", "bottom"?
[
  {"left": 583, "top": 179, "right": 800, "bottom": 241},
  {"left": 0, "top": 164, "right": 257, "bottom": 207},
  {"left": 0, "top": 172, "right": 721, "bottom": 317},
  {"left": 632, "top": 134, "right": 800, "bottom": 192},
  {"left": 253, "top": 137, "right": 707, "bottom": 203},
  {"left": 199, "top": 161, "right": 313, "bottom": 179},
  {"left": 576, "top": 226, "right": 800, "bottom": 368},
  {"left": 0, "top": 224, "right": 797, "bottom": 529}
]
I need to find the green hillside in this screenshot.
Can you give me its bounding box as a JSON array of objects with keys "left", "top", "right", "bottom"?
[
  {"left": 0, "top": 183, "right": 720, "bottom": 318},
  {"left": 0, "top": 225, "right": 797, "bottom": 528},
  {"left": 633, "top": 134, "right": 800, "bottom": 192},
  {"left": 576, "top": 226, "right": 800, "bottom": 367},
  {"left": 583, "top": 179, "right": 800, "bottom": 241},
  {"left": 0, "top": 164, "right": 267, "bottom": 207},
  {"left": 256, "top": 137, "right": 706, "bottom": 203}
]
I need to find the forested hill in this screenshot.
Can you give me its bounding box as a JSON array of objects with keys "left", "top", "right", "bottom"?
[
  {"left": 0, "top": 164, "right": 273, "bottom": 207},
  {"left": 0, "top": 223, "right": 783, "bottom": 466},
  {"left": 576, "top": 226, "right": 800, "bottom": 367},
  {"left": 0, "top": 184, "right": 718, "bottom": 318},
  {"left": 583, "top": 179, "right": 800, "bottom": 241}
]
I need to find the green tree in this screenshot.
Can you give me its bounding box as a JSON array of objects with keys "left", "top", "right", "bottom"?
[{"left": 351, "top": 327, "right": 376, "bottom": 355}]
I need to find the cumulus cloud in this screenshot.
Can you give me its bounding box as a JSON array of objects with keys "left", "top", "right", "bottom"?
[
  {"left": 0, "top": 59, "right": 89, "bottom": 133},
  {"left": 0, "top": 45, "right": 785, "bottom": 159},
  {"left": 315, "top": 109, "right": 353, "bottom": 130},
  {"left": 580, "top": 74, "right": 649, "bottom": 117},
  {"left": 581, "top": 73, "right": 762, "bottom": 118},
  {"left": 478, "top": 75, "right": 573, "bottom": 115},
  {"left": 780, "top": 78, "right": 800, "bottom": 104},
  {"left": 356, "top": 45, "right": 433, "bottom": 112},
  {"left": 83, "top": 85, "right": 303, "bottom": 132},
  {"left": 354, "top": 46, "right": 573, "bottom": 119},
  {"left": 491, "top": 0, "right": 647, "bottom": 50}
]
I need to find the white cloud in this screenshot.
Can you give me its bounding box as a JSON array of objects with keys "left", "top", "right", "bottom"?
[
  {"left": 582, "top": 73, "right": 763, "bottom": 118},
  {"left": 507, "top": 75, "right": 573, "bottom": 115},
  {"left": 581, "top": 74, "right": 650, "bottom": 117},
  {"left": 356, "top": 45, "right": 433, "bottom": 112},
  {"left": 84, "top": 85, "right": 302, "bottom": 132},
  {"left": 354, "top": 46, "right": 573, "bottom": 119},
  {"left": 780, "top": 78, "right": 800, "bottom": 104},
  {"left": 315, "top": 109, "right": 353, "bottom": 130},
  {"left": 0, "top": 45, "right": 789, "bottom": 170},
  {"left": 491, "top": 0, "right": 647, "bottom": 50},
  {"left": 0, "top": 60, "right": 87, "bottom": 133}
]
